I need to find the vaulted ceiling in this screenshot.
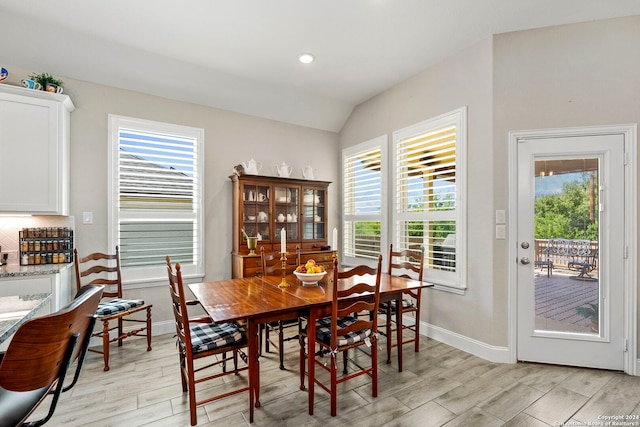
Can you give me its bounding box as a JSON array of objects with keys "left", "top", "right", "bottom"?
[{"left": 2, "top": 0, "right": 639, "bottom": 132}]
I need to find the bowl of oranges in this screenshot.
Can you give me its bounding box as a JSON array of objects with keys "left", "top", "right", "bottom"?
[{"left": 293, "top": 259, "right": 326, "bottom": 286}]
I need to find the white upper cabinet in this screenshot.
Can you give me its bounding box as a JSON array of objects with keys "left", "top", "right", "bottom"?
[{"left": 0, "top": 85, "right": 74, "bottom": 214}]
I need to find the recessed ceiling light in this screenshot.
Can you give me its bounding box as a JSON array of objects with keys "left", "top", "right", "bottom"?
[{"left": 298, "top": 53, "right": 315, "bottom": 64}]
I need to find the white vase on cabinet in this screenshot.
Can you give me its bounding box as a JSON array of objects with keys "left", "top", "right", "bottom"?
[{"left": 0, "top": 85, "right": 74, "bottom": 214}]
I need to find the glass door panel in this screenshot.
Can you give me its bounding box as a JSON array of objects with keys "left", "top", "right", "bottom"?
[
  {"left": 274, "top": 185, "right": 299, "bottom": 243},
  {"left": 533, "top": 158, "right": 600, "bottom": 335},
  {"left": 302, "top": 188, "right": 324, "bottom": 239},
  {"left": 242, "top": 184, "right": 270, "bottom": 241}
]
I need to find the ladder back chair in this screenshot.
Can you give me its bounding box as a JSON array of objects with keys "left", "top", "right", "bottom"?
[
  {"left": 73, "top": 247, "right": 152, "bottom": 371},
  {"left": 166, "top": 257, "right": 250, "bottom": 426},
  {"left": 0, "top": 285, "right": 103, "bottom": 427},
  {"left": 300, "top": 255, "right": 382, "bottom": 417},
  {"left": 381, "top": 244, "right": 425, "bottom": 371},
  {"left": 260, "top": 246, "right": 302, "bottom": 370}
]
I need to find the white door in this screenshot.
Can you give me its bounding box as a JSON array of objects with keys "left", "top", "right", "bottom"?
[{"left": 515, "top": 132, "right": 625, "bottom": 370}]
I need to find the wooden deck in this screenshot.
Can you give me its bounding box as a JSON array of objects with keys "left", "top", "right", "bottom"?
[{"left": 535, "top": 268, "right": 599, "bottom": 333}]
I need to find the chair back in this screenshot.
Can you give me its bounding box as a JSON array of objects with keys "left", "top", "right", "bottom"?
[
  {"left": 166, "top": 257, "right": 193, "bottom": 357},
  {"left": 74, "top": 247, "right": 123, "bottom": 298},
  {"left": 0, "top": 285, "right": 103, "bottom": 427},
  {"left": 59, "top": 285, "right": 104, "bottom": 392},
  {"left": 388, "top": 244, "right": 424, "bottom": 281},
  {"left": 331, "top": 255, "right": 383, "bottom": 348},
  {"left": 0, "top": 285, "right": 103, "bottom": 392},
  {"left": 260, "top": 246, "right": 300, "bottom": 276}
]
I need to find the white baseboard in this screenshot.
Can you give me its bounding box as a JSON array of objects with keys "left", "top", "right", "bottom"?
[{"left": 414, "top": 317, "right": 511, "bottom": 364}]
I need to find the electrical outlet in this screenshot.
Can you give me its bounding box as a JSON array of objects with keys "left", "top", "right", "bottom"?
[
  {"left": 496, "top": 209, "right": 506, "bottom": 224},
  {"left": 83, "top": 211, "right": 93, "bottom": 225}
]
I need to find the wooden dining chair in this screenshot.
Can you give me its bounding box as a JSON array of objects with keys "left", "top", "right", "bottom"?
[
  {"left": 380, "top": 244, "right": 425, "bottom": 370},
  {"left": 0, "top": 284, "right": 103, "bottom": 427},
  {"left": 74, "top": 247, "right": 152, "bottom": 371},
  {"left": 260, "top": 246, "right": 301, "bottom": 370},
  {"left": 166, "top": 257, "right": 250, "bottom": 426},
  {"left": 300, "top": 255, "right": 382, "bottom": 417}
]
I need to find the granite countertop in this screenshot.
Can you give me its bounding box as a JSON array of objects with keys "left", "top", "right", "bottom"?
[
  {"left": 0, "top": 293, "right": 52, "bottom": 344},
  {"left": 0, "top": 262, "right": 73, "bottom": 279}
]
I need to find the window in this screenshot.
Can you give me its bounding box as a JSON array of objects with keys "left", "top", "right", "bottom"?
[
  {"left": 108, "top": 115, "right": 204, "bottom": 283},
  {"left": 341, "top": 135, "right": 388, "bottom": 267},
  {"left": 392, "top": 107, "right": 466, "bottom": 291}
]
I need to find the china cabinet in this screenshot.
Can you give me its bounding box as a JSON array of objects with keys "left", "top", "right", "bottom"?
[
  {"left": 230, "top": 174, "right": 332, "bottom": 278},
  {"left": 0, "top": 84, "right": 74, "bottom": 214}
]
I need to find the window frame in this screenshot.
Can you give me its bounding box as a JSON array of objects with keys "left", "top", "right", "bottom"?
[
  {"left": 108, "top": 114, "right": 205, "bottom": 285},
  {"left": 340, "top": 135, "right": 388, "bottom": 268},
  {"left": 391, "top": 107, "right": 467, "bottom": 292}
]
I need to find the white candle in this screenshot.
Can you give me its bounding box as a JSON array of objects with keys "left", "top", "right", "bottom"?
[
  {"left": 332, "top": 227, "right": 338, "bottom": 251},
  {"left": 281, "top": 228, "right": 286, "bottom": 253}
]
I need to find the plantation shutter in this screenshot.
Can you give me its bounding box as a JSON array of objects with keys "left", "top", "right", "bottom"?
[
  {"left": 111, "top": 117, "right": 203, "bottom": 275},
  {"left": 393, "top": 107, "right": 466, "bottom": 290},
  {"left": 343, "top": 141, "right": 385, "bottom": 262}
]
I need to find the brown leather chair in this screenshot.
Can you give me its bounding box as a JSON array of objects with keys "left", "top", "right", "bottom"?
[
  {"left": 260, "top": 246, "right": 301, "bottom": 370},
  {"left": 166, "top": 257, "right": 249, "bottom": 426},
  {"left": 300, "top": 255, "right": 382, "bottom": 417},
  {"left": 380, "top": 244, "right": 425, "bottom": 371},
  {"left": 74, "top": 247, "right": 152, "bottom": 371},
  {"left": 0, "top": 285, "right": 103, "bottom": 427}
]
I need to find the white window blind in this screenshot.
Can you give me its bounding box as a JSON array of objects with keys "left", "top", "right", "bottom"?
[
  {"left": 393, "top": 108, "right": 466, "bottom": 290},
  {"left": 342, "top": 135, "right": 387, "bottom": 266},
  {"left": 109, "top": 115, "right": 204, "bottom": 283}
]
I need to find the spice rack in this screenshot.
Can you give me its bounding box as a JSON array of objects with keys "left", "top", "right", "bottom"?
[{"left": 19, "top": 227, "right": 74, "bottom": 265}]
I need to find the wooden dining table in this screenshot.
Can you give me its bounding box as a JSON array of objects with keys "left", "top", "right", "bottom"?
[{"left": 188, "top": 270, "right": 430, "bottom": 422}]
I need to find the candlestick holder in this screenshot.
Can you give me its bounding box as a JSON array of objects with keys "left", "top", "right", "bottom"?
[
  {"left": 332, "top": 250, "right": 338, "bottom": 261},
  {"left": 278, "top": 252, "right": 289, "bottom": 288}
]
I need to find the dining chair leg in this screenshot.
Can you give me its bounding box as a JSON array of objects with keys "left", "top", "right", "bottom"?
[
  {"left": 278, "top": 322, "right": 285, "bottom": 370},
  {"left": 146, "top": 306, "right": 153, "bottom": 351},
  {"left": 299, "top": 334, "right": 306, "bottom": 390},
  {"left": 265, "top": 325, "right": 271, "bottom": 353},
  {"left": 342, "top": 350, "right": 348, "bottom": 375},
  {"left": 372, "top": 338, "right": 378, "bottom": 398},
  {"left": 102, "top": 318, "right": 110, "bottom": 371},
  {"left": 396, "top": 300, "right": 403, "bottom": 372},
  {"left": 118, "top": 317, "right": 124, "bottom": 347},
  {"left": 330, "top": 355, "right": 338, "bottom": 417},
  {"left": 386, "top": 301, "right": 392, "bottom": 364},
  {"left": 414, "top": 307, "right": 421, "bottom": 353}
]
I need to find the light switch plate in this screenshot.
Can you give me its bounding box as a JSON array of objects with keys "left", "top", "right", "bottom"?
[
  {"left": 495, "top": 209, "right": 506, "bottom": 224},
  {"left": 496, "top": 224, "right": 506, "bottom": 239},
  {"left": 83, "top": 211, "right": 93, "bottom": 225}
]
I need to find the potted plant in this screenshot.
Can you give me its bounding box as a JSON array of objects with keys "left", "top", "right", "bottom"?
[
  {"left": 576, "top": 302, "right": 599, "bottom": 332},
  {"left": 29, "top": 72, "right": 64, "bottom": 93}
]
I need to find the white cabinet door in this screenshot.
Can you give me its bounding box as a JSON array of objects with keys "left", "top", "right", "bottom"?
[{"left": 0, "top": 85, "right": 74, "bottom": 214}]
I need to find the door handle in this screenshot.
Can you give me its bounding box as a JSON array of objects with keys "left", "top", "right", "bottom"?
[{"left": 520, "top": 257, "right": 531, "bottom": 265}]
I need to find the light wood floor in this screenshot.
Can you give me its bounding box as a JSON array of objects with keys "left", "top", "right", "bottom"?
[{"left": 31, "top": 330, "right": 640, "bottom": 426}]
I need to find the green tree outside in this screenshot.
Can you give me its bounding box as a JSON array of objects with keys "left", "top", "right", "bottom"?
[{"left": 534, "top": 172, "right": 598, "bottom": 240}]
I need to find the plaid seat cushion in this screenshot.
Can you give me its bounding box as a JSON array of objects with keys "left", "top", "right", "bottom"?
[
  {"left": 97, "top": 298, "right": 145, "bottom": 316},
  {"left": 315, "top": 316, "right": 372, "bottom": 347},
  {"left": 190, "top": 322, "right": 244, "bottom": 353},
  {"left": 380, "top": 298, "right": 415, "bottom": 313}
]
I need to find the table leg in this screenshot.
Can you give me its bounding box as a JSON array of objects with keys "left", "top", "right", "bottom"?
[
  {"left": 247, "top": 319, "right": 261, "bottom": 423},
  {"left": 308, "top": 308, "right": 316, "bottom": 415},
  {"left": 395, "top": 295, "right": 403, "bottom": 372}
]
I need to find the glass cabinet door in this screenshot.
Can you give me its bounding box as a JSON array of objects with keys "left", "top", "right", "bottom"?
[
  {"left": 242, "top": 184, "right": 270, "bottom": 242},
  {"left": 302, "top": 188, "right": 325, "bottom": 240},
  {"left": 274, "top": 185, "right": 299, "bottom": 244}
]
